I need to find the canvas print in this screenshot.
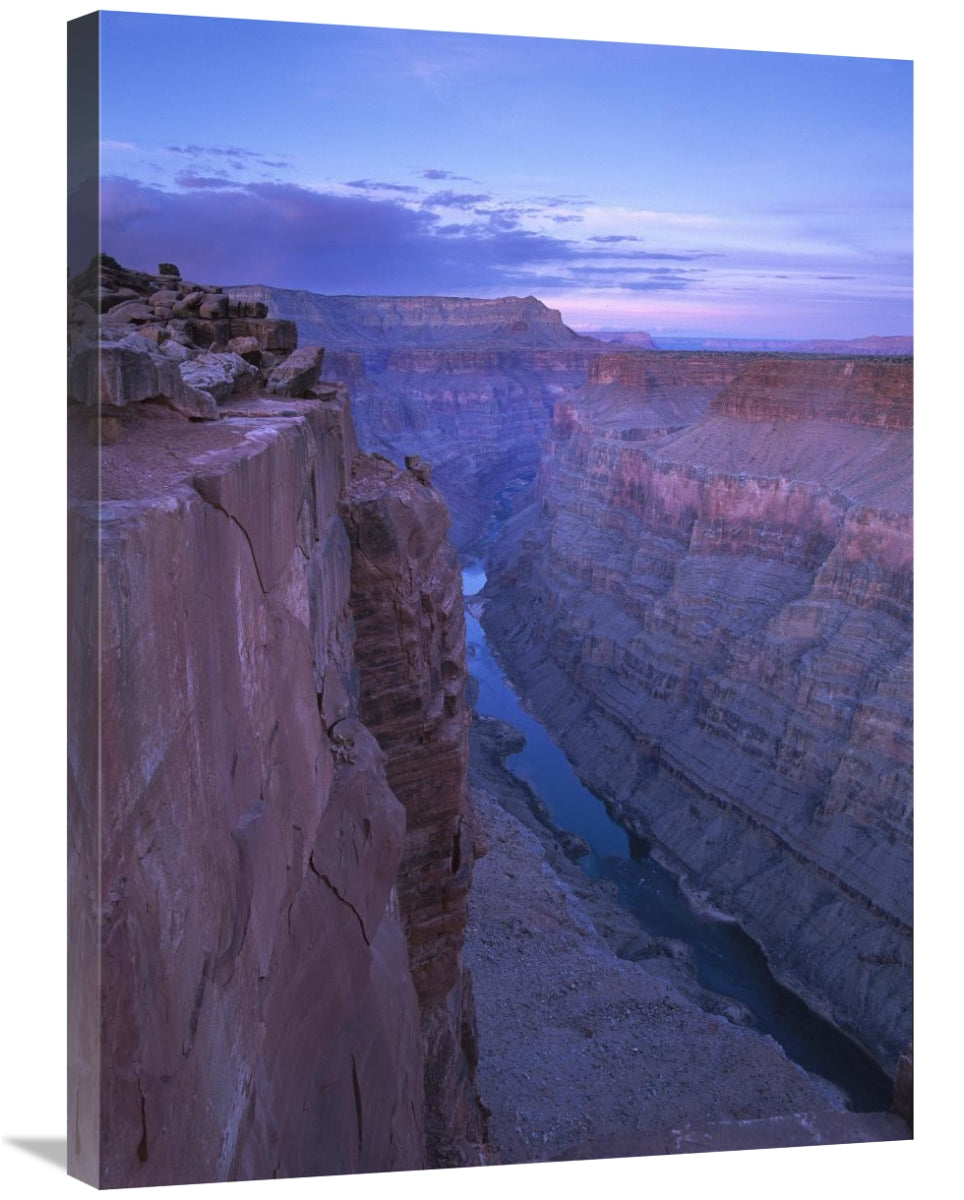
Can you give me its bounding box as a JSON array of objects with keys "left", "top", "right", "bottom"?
[{"left": 66, "top": 9, "right": 913, "bottom": 1189}]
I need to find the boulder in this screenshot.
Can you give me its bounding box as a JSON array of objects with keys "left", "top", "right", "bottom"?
[
  {"left": 405, "top": 454, "right": 433, "bottom": 486},
  {"left": 68, "top": 334, "right": 218, "bottom": 420},
  {"left": 265, "top": 344, "right": 325, "bottom": 398},
  {"left": 101, "top": 300, "right": 157, "bottom": 325},
  {"left": 179, "top": 317, "right": 231, "bottom": 349},
  {"left": 179, "top": 351, "right": 259, "bottom": 402},
  {"left": 158, "top": 339, "right": 193, "bottom": 363},
  {"left": 229, "top": 298, "right": 269, "bottom": 319},
  {"left": 172, "top": 291, "right": 206, "bottom": 318},
  {"left": 132, "top": 326, "right": 165, "bottom": 346},
  {"left": 198, "top": 293, "right": 229, "bottom": 320},
  {"left": 229, "top": 317, "right": 297, "bottom": 351},
  {"left": 228, "top": 335, "right": 262, "bottom": 364},
  {"left": 97, "top": 287, "right": 141, "bottom": 313},
  {"left": 149, "top": 289, "right": 182, "bottom": 307}
]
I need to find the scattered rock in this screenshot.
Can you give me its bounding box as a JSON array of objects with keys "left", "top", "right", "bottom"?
[
  {"left": 265, "top": 344, "right": 324, "bottom": 398},
  {"left": 405, "top": 454, "right": 432, "bottom": 485},
  {"left": 228, "top": 335, "right": 262, "bottom": 364},
  {"left": 464, "top": 791, "right": 849, "bottom": 1165},
  {"left": 179, "top": 351, "right": 259, "bottom": 402},
  {"left": 149, "top": 289, "right": 182, "bottom": 307}
]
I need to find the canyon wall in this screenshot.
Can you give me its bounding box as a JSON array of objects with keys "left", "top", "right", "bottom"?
[
  {"left": 225, "top": 287, "right": 599, "bottom": 350},
  {"left": 342, "top": 456, "right": 485, "bottom": 1166},
  {"left": 484, "top": 351, "right": 912, "bottom": 1073},
  {"left": 67, "top": 262, "right": 483, "bottom": 1187},
  {"left": 227, "top": 285, "right": 615, "bottom": 551}
]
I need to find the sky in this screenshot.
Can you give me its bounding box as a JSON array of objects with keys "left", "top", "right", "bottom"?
[{"left": 87, "top": 11, "right": 913, "bottom": 340}]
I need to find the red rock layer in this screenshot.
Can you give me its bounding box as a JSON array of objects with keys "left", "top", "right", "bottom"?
[
  {"left": 67, "top": 382, "right": 483, "bottom": 1183},
  {"left": 712, "top": 356, "right": 913, "bottom": 429},
  {"left": 341, "top": 456, "right": 486, "bottom": 1166},
  {"left": 587, "top": 349, "right": 751, "bottom": 391},
  {"left": 68, "top": 394, "right": 429, "bottom": 1186},
  {"left": 485, "top": 354, "right": 912, "bottom": 1072}
]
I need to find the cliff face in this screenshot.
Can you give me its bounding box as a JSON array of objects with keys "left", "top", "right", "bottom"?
[
  {"left": 67, "top": 264, "right": 483, "bottom": 1187},
  {"left": 484, "top": 353, "right": 912, "bottom": 1073},
  {"left": 342, "top": 458, "right": 484, "bottom": 1165}
]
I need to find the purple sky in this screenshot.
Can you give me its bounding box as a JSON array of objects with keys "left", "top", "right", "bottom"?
[{"left": 87, "top": 12, "right": 913, "bottom": 339}]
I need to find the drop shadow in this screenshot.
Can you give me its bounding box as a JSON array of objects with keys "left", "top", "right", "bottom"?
[{"left": 5, "top": 1137, "right": 68, "bottom": 1170}]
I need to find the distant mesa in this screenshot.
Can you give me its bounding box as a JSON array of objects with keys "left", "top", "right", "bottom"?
[
  {"left": 653, "top": 334, "right": 913, "bottom": 356},
  {"left": 583, "top": 330, "right": 659, "bottom": 350},
  {"left": 224, "top": 285, "right": 606, "bottom": 351}
]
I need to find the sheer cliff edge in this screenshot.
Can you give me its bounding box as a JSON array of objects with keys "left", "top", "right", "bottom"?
[{"left": 67, "top": 259, "right": 486, "bottom": 1187}]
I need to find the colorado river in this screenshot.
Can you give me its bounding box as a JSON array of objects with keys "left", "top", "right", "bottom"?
[{"left": 463, "top": 561, "right": 893, "bottom": 1113}]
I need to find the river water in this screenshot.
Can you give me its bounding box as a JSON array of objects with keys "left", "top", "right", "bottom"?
[{"left": 463, "top": 561, "right": 893, "bottom": 1113}]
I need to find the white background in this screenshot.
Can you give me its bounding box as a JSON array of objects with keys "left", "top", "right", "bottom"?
[{"left": 2, "top": 2, "right": 956, "bottom": 1196}]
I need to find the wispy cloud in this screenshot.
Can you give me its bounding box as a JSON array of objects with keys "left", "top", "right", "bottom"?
[
  {"left": 421, "top": 168, "right": 475, "bottom": 182},
  {"left": 89, "top": 166, "right": 907, "bottom": 339},
  {"left": 95, "top": 176, "right": 582, "bottom": 295},
  {"left": 346, "top": 179, "right": 422, "bottom": 194},
  {"left": 166, "top": 143, "right": 293, "bottom": 171},
  {"left": 174, "top": 172, "right": 244, "bottom": 190},
  {"left": 421, "top": 190, "right": 492, "bottom": 209}
]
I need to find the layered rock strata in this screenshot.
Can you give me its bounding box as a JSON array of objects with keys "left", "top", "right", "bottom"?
[
  {"left": 67, "top": 264, "right": 482, "bottom": 1186},
  {"left": 341, "top": 455, "right": 485, "bottom": 1166},
  {"left": 484, "top": 352, "right": 912, "bottom": 1074},
  {"left": 225, "top": 287, "right": 600, "bottom": 351},
  {"left": 345, "top": 349, "right": 599, "bottom": 551},
  {"left": 226, "top": 285, "right": 616, "bottom": 551}
]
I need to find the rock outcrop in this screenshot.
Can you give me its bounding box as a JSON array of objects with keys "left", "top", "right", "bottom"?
[
  {"left": 67, "top": 261, "right": 484, "bottom": 1187},
  {"left": 586, "top": 330, "right": 660, "bottom": 349},
  {"left": 342, "top": 456, "right": 483, "bottom": 1165},
  {"left": 484, "top": 351, "right": 912, "bottom": 1074},
  {"left": 67, "top": 258, "right": 318, "bottom": 431}
]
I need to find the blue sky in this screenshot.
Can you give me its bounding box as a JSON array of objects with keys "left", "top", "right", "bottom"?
[{"left": 91, "top": 11, "right": 913, "bottom": 338}]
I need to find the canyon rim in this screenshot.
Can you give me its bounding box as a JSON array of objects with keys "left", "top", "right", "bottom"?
[{"left": 59, "top": 6, "right": 919, "bottom": 1197}]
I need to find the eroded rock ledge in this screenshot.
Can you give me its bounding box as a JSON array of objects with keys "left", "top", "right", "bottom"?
[{"left": 67, "top": 263, "right": 484, "bottom": 1187}]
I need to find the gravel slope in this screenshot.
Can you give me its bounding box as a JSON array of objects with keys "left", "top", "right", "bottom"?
[{"left": 464, "top": 789, "right": 847, "bottom": 1165}]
